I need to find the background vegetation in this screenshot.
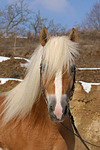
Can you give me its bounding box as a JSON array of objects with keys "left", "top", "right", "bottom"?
[{"left": 0, "top": 0, "right": 99, "bottom": 39}]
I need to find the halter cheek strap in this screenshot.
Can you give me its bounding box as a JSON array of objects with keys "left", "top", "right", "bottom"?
[
  {"left": 66, "top": 98, "right": 70, "bottom": 115},
  {"left": 40, "top": 63, "right": 48, "bottom": 104},
  {"left": 66, "top": 66, "right": 76, "bottom": 114},
  {"left": 40, "top": 63, "right": 75, "bottom": 111}
]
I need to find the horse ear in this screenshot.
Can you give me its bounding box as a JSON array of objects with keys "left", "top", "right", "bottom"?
[
  {"left": 40, "top": 27, "right": 49, "bottom": 46},
  {"left": 68, "top": 28, "right": 77, "bottom": 42}
]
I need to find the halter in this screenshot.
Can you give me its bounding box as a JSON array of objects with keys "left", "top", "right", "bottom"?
[
  {"left": 40, "top": 62, "right": 72, "bottom": 115},
  {"left": 40, "top": 62, "right": 48, "bottom": 104},
  {"left": 40, "top": 62, "right": 91, "bottom": 150}
]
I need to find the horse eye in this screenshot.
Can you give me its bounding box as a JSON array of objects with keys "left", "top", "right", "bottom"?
[{"left": 70, "top": 65, "right": 76, "bottom": 75}]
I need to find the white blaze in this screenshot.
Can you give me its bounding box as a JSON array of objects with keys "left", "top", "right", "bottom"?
[
  {"left": 54, "top": 71, "right": 63, "bottom": 120},
  {"left": 55, "top": 71, "right": 62, "bottom": 102}
]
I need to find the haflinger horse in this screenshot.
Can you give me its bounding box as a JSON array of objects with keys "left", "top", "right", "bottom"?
[{"left": 0, "top": 27, "right": 78, "bottom": 150}]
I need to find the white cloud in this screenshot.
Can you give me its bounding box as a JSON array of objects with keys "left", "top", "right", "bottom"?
[
  {"left": 7, "top": 0, "right": 75, "bottom": 15},
  {"left": 6, "top": 0, "right": 76, "bottom": 19},
  {"left": 33, "top": 0, "right": 69, "bottom": 13}
]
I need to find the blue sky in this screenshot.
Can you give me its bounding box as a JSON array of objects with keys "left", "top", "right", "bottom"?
[{"left": 0, "top": 0, "right": 99, "bottom": 29}]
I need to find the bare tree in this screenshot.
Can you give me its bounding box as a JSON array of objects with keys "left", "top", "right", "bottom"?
[
  {"left": 47, "top": 19, "right": 67, "bottom": 36},
  {"left": 0, "top": 0, "right": 68, "bottom": 38},
  {"left": 0, "top": 0, "right": 31, "bottom": 36},
  {"left": 29, "top": 10, "right": 47, "bottom": 39},
  {"left": 29, "top": 11, "right": 67, "bottom": 39},
  {"left": 81, "top": 2, "right": 100, "bottom": 31}
]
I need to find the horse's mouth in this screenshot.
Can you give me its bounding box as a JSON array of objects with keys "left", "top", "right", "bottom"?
[{"left": 49, "top": 113, "right": 67, "bottom": 123}]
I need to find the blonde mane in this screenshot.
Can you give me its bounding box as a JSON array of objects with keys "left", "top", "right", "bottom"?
[{"left": 1, "top": 36, "right": 78, "bottom": 124}]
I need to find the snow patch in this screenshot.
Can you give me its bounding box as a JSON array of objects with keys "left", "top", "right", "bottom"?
[
  {"left": 14, "top": 57, "right": 30, "bottom": 62},
  {"left": 78, "top": 81, "right": 100, "bottom": 93},
  {"left": 0, "top": 56, "right": 30, "bottom": 63},
  {"left": 0, "top": 56, "right": 10, "bottom": 62},
  {"left": 0, "top": 78, "right": 23, "bottom": 85},
  {"left": 78, "top": 68, "right": 100, "bottom": 70}
]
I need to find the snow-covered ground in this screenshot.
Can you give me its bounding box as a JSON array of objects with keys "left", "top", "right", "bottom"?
[
  {"left": 0, "top": 56, "right": 10, "bottom": 62},
  {"left": 0, "top": 56, "right": 30, "bottom": 63},
  {"left": 0, "top": 56, "right": 29, "bottom": 68},
  {"left": 0, "top": 78, "right": 23, "bottom": 85},
  {"left": 14, "top": 57, "right": 30, "bottom": 62},
  {"left": 78, "top": 81, "right": 100, "bottom": 93},
  {"left": 0, "top": 56, "right": 100, "bottom": 93},
  {"left": 78, "top": 68, "right": 100, "bottom": 70}
]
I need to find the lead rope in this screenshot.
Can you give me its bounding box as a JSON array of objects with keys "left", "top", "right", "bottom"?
[
  {"left": 61, "top": 121, "right": 100, "bottom": 149},
  {"left": 68, "top": 110, "right": 90, "bottom": 150},
  {"left": 61, "top": 96, "right": 90, "bottom": 149}
]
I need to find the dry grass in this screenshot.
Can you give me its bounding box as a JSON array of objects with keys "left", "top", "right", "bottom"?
[
  {"left": 0, "top": 37, "right": 39, "bottom": 58},
  {"left": 0, "top": 31, "right": 100, "bottom": 83}
]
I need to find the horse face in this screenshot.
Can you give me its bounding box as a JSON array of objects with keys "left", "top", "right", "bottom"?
[
  {"left": 40, "top": 27, "right": 77, "bottom": 122},
  {"left": 42, "top": 66, "right": 75, "bottom": 122}
]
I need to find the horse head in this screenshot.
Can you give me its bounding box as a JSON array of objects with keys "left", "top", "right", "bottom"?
[{"left": 40, "top": 27, "right": 77, "bottom": 122}]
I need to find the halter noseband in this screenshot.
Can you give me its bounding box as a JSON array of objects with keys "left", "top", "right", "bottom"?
[{"left": 40, "top": 62, "right": 76, "bottom": 114}]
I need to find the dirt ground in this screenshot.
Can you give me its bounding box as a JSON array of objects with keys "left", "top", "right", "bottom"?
[{"left": 0, "top": 31, "right": 100, "bottom": 150}]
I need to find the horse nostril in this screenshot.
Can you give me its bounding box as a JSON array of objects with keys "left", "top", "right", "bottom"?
[
  {"left": 48, "top": 95, "right": 56, "bottom": 113},
  {"left": 49, "top": 105, "right": 54, "bottom": 112}
]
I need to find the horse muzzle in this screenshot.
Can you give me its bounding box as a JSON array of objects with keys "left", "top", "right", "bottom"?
[{"left": 47, "top": 95, "right": 69, "bottom": 122}]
